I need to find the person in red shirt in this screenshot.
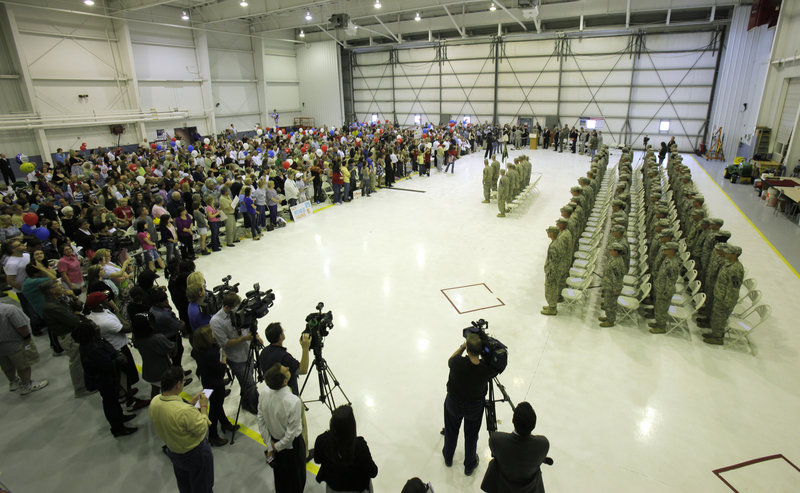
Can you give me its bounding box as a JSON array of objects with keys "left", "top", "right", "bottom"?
[{"left": 113, "top": 197, "right": 134, "bottom": 228}]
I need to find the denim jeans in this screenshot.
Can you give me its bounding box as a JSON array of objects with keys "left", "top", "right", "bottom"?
[
  {"left": 257, "top": 204, "right": 267, "bottom": 228},
  {"left": 248, "top": 213, "right": 260, "bottom": 238},
  {"left": 165, "top": 241, "right": 178, "bottom": 262},
  {"left": 332, "top": 183, "right": 341, "bottom": 203},
  {"left": 209, "top": 221, "right": 221, "bottom": 250},
  {"left": 226, "top": 359, "right": 259, "bottom": 412},
  {"left": 343, "top": 183, "right": 350, "bottom": 201},
  {"left": 442, "top": 394, "right": 484, "bottom": 470},
  {"left": 165, "top": 439, "right": 214, "bottom": 493}
]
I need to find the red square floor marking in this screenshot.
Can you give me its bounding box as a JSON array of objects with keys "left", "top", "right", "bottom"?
[
  {"left": 441, "top": 283, "right": 505, "bottom": 314},
  {"left": 713, "top": 454, "right": 800, "bottom": 492}
]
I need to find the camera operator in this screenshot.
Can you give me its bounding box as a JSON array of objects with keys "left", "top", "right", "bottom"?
[
  {"left": 480, "top": 402, "right": 550, "bottom": 493},
  {"left": 209, "top": 292, "right": 261, "bottom": 415},
  {"left": 442, "top": 333, "right": 498, "bottom": 476},
  {"left": 258, "top": 322, "right": 312, "bottom": 457}
]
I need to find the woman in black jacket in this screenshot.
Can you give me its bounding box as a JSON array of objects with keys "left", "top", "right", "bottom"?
[
  {"left": 191, "top": 325, "right": 235, "bottom": 446},
  {"left": 314, "top": 405, "right": 378, "bottom": 493},
  {"left": 72, "top": 318, "right": 137, "bottom": 437}
]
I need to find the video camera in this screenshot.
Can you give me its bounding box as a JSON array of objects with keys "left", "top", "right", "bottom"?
[
  {"left": 462, "top": 319, "right": 508, "bottom": 373},
  {"left": 303, "top": 302, "right": 333, "bottom": 356},
  {"left": 202, "top": 275, "right": 240, "bottom": 316},
  {"left": 231, "top": 283, "right": 275, "bottom": 331}
]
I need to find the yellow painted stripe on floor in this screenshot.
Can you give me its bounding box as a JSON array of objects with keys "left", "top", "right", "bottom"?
[
  {"left": 690, "top": 155, "right": 800, "bottom": 280},
  {"left": 137, "top": 365, "right": 316, "bottom": 473}
]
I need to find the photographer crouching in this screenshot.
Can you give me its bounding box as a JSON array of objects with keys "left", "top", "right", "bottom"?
[{"left": 442, "top": 333, "right": 498, "bottom": 476}]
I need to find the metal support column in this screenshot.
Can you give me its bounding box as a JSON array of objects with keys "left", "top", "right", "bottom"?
[
  {"left": 699, "top": 27, "right": 726, "bottom": 152},
  {"left": 492, "top": 37, "right": 501, "bottom": 126},
  {"left": 556, "top": 37, "right": 565, "bottom": 123},
  {"left": 623, "top": 32, "right": 643, "bottom": 146},
  {"left": 251, "top": 30, "right": 269, "bottom": 128},
  {"left": 438, "top": 43, "right": 444, "bottom": 123},
  {"left": 113, "top": 19, "right": 146, "bottom": 143},
  {"left": 192, "top": 29, "right": 216, "bottom": 134},
  {"left": 390, "top": 48, "right": 397, "bottom": 124}
]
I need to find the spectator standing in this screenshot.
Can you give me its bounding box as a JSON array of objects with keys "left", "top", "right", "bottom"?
[
  {"left": 175, "top": 207, "right": 195, "bottom": 260},
  {"left": 0, "top": 302, "right": 48, "bottom": 395},
  {"left": 217, "top": 186, "right": 238, "bottom": 247},
  {"left": 131, "top": 312, "right": 174, "bottom": 398},
  {"left": 480, "top": 402, "right": 550, "bottom": 493},
  {"left": 313, "top": 405, "right": 378, "bottom": 493},
  {"left": 204, "top": 196, "right": 222, "bottom": 252},
  {"left": 191, "top": 326, "right": 236, "bottom": 447},
  {"left": 149, "top": 366, "right": 215, "bottom": 493}
]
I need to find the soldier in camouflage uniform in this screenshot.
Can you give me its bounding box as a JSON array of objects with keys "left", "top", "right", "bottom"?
[
  {"left": 542, "top": 225, "right": 570, "bottom": 316},
  {"left": 698, "top": 218, "right": 724, "bottom": 278},
  {"left": 599, "top": 242, "right": 627, "bottom": 327},
  {"left": 497, "top": 168, "right": 510, "bottom": 217},
  {"left": 696, "top": 232, "right": 731, "bottom": 324},
  {"left": 703, "top": 244, "right": 744, "bottom": 345},
  {"left": 490, "top": 158, "right": 500, "bottom": 191},
  {"left": 647, "top": 241, "right": 680, "bottom": 334},
  {"left": 561, "top": 205, "right": 579, "bottom": 253},
  {"left": 482, "top": 159, "right": 493, "bottom": 203}
]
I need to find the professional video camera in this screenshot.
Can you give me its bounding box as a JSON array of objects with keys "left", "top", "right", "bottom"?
[
  {"left": 462, "top": 319, "right": 508, "bottom": 373},
  {"left": 303, "top": 302, "right": 333, "bottom": 355},
  {"left": 231, "top": 283, "right": 275, "bottom": 331},
  {"left": 202, "top": 275, "right": 240, "bottom": 316}
]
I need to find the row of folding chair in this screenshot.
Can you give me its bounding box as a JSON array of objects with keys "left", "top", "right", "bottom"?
[{"left": 508, "top": 173, "right": 543, "bottom": 212}]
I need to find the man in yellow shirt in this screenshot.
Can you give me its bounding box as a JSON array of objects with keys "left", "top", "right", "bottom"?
[{"left": 149, "top": 366, "right": 214, "bottom": 493}]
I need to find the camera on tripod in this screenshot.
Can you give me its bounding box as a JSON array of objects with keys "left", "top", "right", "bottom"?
[
  {"left": 231, "top": 283, "right": 275, "bottom": 331},
  {"left": 303, "top": 302, "right": 333, "bottom": 356},
  {"left": 202, "top": 275, "right": 240, "bottom": 315},
  {"left": 462, "top": 319, "right": 508, "bottom": 373}
]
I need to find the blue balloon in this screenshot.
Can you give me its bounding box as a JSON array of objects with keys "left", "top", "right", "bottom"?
[
  {"left": 357, "top": 132, "right": 362, "bottom": 137},
  {"left": 35, "top": 227, "right": 50, "bottom": 241},
  {"left": 256, "top": 147, "right": 262, "bottom": 153},
  {"left": 170, "top": 141, "right": 176, "bottom": 147},
  {"left": 329, "top": 130, "right": 335, "bottom": 136},
  {"left": 243, "top": 151, "right": 248, "bottom": 156},
  {"left": 267, "top": 150, "right": 275, "bottom": 158},
  {"left": 156, "top": 145, "right": 162, "bottom": 151},
  {"left": 187, "top": 145, "right": 194, "bottom": 152},
  {"left": 21, "top": 224, "right": 34, "bottom": 235},
  {"left": 422, "top": 129, "right": 427, "bottom": 134}
]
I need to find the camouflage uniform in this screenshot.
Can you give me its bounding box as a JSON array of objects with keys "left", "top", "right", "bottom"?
[
  {"left": 497, "top": 169, "right": 510, "bottom": 217},
  {"left": 649, "top": 242, "right": 680, "bottom": 332},
  {"left": 543, "top": 226, "right": 570, "bottom": 314},
  {"left": 482, "top": 162, "right": 493, "bottom": 202},
  {"left": 490, "top": 159, "right": 500, "bottom": 191},
  {"left": 707, "top": 245, "right": 744, "bottom": 342},
  {"left": 600, "top": 242, "right": 627, "bottom": 326}
]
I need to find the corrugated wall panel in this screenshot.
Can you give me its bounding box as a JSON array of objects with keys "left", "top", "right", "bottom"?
[
  {"left": 709, "top": 5, "right": 775, "bottom": 160},
  {"left": 296, "top": 41, "right": 343, "bottom": 128}
]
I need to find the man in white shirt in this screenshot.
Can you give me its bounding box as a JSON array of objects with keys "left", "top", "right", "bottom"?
[{"left": 258, "top": 363, "right": 305, "bottom": 493}]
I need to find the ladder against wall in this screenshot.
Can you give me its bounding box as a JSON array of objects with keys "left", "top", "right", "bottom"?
[{"left": 705, "top": 127, "right": 725, "bottom": 161}]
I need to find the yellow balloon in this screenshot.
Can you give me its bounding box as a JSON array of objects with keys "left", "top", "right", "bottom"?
[{"left": 20, "top": 162, "right": 35, "bottom": 174}]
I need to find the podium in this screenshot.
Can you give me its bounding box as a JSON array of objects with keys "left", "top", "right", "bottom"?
[{"left": 530, "top": 134, "right": 538, "bottom": 150}]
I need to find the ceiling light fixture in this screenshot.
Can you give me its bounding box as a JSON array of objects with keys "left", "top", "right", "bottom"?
[
  {"left": 490, "top": 3, "right": 497, "bottom": 11},
  {"left": 374, "top": 0, "right": 381, "bottom": 9},
  {"left": 181, "top": 10, "right": 190, "bottom": 20},
  {"left": 299, "top": 30, "right": 305, "bottom": 38},
  {"left": 83, "top": 0, "right": 95, "bottom": 5},
  {"left": 240, "top": 1, "right": 248, "bottom": 6},
  {"left": 305, "top": 10, "right": 312, "bottom": 21},
  {"left": 415, "top": 12, "right": 421, "bottom": 21}
]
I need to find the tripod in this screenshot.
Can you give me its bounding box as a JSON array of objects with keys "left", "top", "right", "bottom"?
[
  {"left": 229, "top": 323, "right": 264, "bottom": 444},
  {"left": 299, "top": 347, "right": 350, "bottom": 412},
  {"left": 485, "top": 376, "right": 515, "bottom": 432}
]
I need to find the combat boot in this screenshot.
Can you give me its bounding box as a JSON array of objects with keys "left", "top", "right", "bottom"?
[
  {"left": 648, "top": 322, "right": 666, "bottom": 334},
  {"left": 540, "top": 306, "right": 557, "bottom": 316},
  {"left": 703, "top": 336, "right": 723, "bottom": 345},
  {"left": 599, "top": 320, "right": 614, "bottom": 327}
]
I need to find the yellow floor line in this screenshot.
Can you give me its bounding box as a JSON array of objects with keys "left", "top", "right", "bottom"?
[
  {"left": 690, "top": 155, "right": 800, "bottom": 280},
  {"left": 136, "top": 365, "right": 317, "bottom": 474}
]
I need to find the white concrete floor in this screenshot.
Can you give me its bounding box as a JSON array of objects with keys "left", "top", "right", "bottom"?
[{"left": 1, "top": 147, "right": 799, "bottom": 493}]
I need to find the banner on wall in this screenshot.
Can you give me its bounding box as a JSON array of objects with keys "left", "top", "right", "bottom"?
[{"left": 290, "top": 200, "right": 313, "bottom": 221}]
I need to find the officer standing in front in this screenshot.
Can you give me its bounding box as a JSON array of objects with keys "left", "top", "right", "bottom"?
[
  {"left": 482, "top": 160, "right": 493, "bottom": 203},
  {"left": 442, "top": 333, "right": 498, "bottom": 476}
]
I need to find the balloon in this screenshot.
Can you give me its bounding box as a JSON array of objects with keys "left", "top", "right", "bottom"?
[
  {"left": 243, "top": 151, "right": 248, "bottom": 156},
  {"left": 187, "top": 145, "right": 194, "bottom": 152},
  {"left": 21, "top": 224, "right": 35, "bottom": 235},
  {"left": 35, "top": 227, "right": 50, "bottom": 241},
  {"left": 171, "top": 137, "right": 177, "bottom": 142},
  {"left": 330, "top": 130, "right": 335, "bottom": 136},
  {"left": 153, "top": 217, "right": 160, "bottom": 226},
  {"left": 128, "top": 164, "right": 137, "bottom": 172},
  {"left": 169, "top": 141, "right": 176, "bottom": 147},
  {"left": 315, "top": 149, "right": 323, "bottom": 157},
  {"left": 303, "top": 154, "right": 310, "bottom": 162},
  {"left": 378, "top": 129, "right": 383, "bottom": 134},
  {"left": 150, "top": 143, "right": 157, "bottom": 149},
  {"left": 204, "top": 138, "right": 211, "bottom": 145},
  {"left": 256, "top": 147, "right": 262, "bottom": 153},
  {"left": 321, "top": 145, "right": 328, "bottom": 153},
  {"left": 191, "top": 150, "right": 199, "bottom": 157},
  {"left": 23, "top": 212, "right": 38, "bottom": 226},
  {"left": 397, "top": 137, "right": 403, "bottom": 143},
  {"left": 203, "top": 144, "right": 209, "bottom": 150},
  {"left": 287, "top": 159, "right": 293, "bottom": 165},
  {"left": 156, "top": 144, "right": 163, "bottom": 151},
  {"left": 278, "top": 130, "right": 283, "bottom": 135},
  {"left": 256, "top": 129, "right": 263, "bottom": 136},
  {"left": 267, "top": 150, "right": 275, "bottom": 158},
  {"left": 282, "top": 161, "right": 290, "bottom": 170},
  {"left": 386, "top": 119, "right": 390, "bottom": 123},
  {"left": 422, "top": 129, "right": 427, "bottom": 134},
  {"left": 175, "top": 140, "right": 181, "bottom": 146},
  {"left": 357, "top": 132, "right": 362, "bottom": 137},
  {"left": 80, "top": 144, "right": 87, "bottom": 151},
  {"left": 138, "top": 167, "right": 146, "bottom": 176},
  {"left": 243, "top": 143, "right": 250, "bottom": 150},
  {"left": 20, "top": 162, "right": 35, "bottom": 174},
  {"left": 136, "top": 176, "right": 145, "bottom": 185}
]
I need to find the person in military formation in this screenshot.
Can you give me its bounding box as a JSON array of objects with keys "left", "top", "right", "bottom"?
[
  {"left": 482, "top": 160, "right": 494, "bottom": 203},
  {"left": 491, "top": 158, "right": 500, "bottom": 192},
  {"left": 696, "top": 234, "right": 730, "bottom": 326},
  {"left": 608, "top": 225, "right": 629, "bottom": 269},
  {"left": 560, "top": 206, "right": 579, "bottom": 253},
  {"left": 541, "top": 226, "right": 571, "bottom": 316},
  {"left": 497, "top": 169, "right": 510, "bottom": 218},
  {"left": 644, "top": 241, "right": 680, "bottom": 334},
  {"left": 599, "top": 242, "right": 627, "bottom": 327},
  {"left": 699, "top": 243, "right": 743, "bottom": 345},
  {"left": 560, "top": 125, "right": 569, "bottom": 152}
]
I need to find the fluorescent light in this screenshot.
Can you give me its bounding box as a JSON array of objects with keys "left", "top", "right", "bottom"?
[
  {"left": 83, "top": 0, "right": 95, "bottom": 5},
  {"left": 181, "top": 10, "right": 190, "bottom": 20},
  {"left": 490, "top": 3, "right": 497, "bottom": 11},
  {"left": 299, "top": 30, "right": 305, "bottom": 38},
  {"left": 415, "top": 11, "right": 421, "bottom": 21},
  {"left": 240, "top": 1, "right": 248, "bottom": 6},
  {"left": 305, "top": 10, "right": 312, "bottom": 21},
  {"left": 374, "top": 0, "right": 381, "bottom": 9}
]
